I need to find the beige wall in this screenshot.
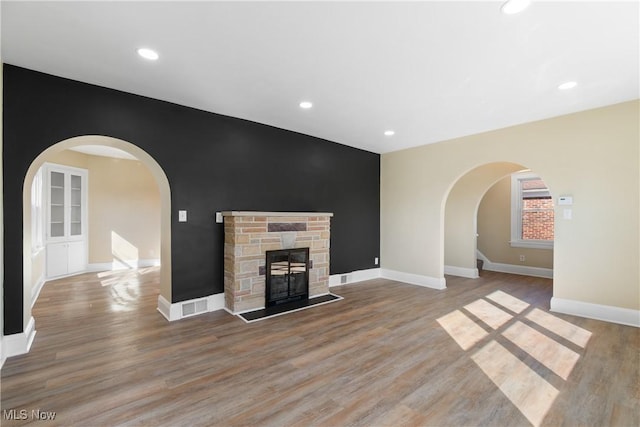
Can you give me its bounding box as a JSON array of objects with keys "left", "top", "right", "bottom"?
[
  {"left": 42, "top": 150, "right": 160, "bottom": 265},
  {"left": 381, "top": 100, "right": 639, "bottom": 311},
  {"left": 477, "top": 176, "right": 554, "bottom": 269},
  {"left": 86, "top": 155, "right": 160, "bottom": 264}
]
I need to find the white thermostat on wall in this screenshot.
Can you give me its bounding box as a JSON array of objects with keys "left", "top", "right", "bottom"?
[{"left": 558, "top": 196, "right": 573, "bottom": 205}]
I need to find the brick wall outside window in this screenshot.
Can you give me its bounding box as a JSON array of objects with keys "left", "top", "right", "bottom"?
[{"left": 522, "top": 198, "right": 554, "bottom": 240}]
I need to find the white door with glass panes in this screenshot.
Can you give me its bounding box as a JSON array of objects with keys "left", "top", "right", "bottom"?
[{"left": 45, "top": 163, "right": 88, "bottom": 278}]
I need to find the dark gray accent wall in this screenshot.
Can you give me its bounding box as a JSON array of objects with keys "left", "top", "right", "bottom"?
[{"left": 2, "top": 65, "right": 380, "bottom": 334}]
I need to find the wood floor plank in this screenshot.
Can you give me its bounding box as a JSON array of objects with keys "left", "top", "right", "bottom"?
[{"left": 1, "top": 267, "right": 638, "bottom": 426}]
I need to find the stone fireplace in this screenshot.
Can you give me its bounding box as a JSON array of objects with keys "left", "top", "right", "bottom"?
[{"left": 223, "top": 211, "right": 332, "bottom": 313}]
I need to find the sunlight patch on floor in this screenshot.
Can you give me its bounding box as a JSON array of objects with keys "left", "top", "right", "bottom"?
[
  {"left": 436, "top": 310, "right": 488, "bottom": 350},
  {"left": 100, "top": 270, "right": 142, "bottom": 287},
  {"left": 486, "top": 290, "right": 530, "bottom": 313},
  {"left": 137, "top": 266, "right": 159, "bottom": 275},
  {"left": 108, "top": 281, "right": 141, "bottom": 312},
  {"left": 472, "top": 340, "right": 559, "bottom": 427},
  {"left": 93, "top": 266, "right": 160, "bottom": 310},
  {"left": 526, "top": 308, "right": 592, "bottom": 348},
  {"left": 502, "top": 321, "right": 580, "bottom": 380},
  {"left": 438, "top": 289, "right": 592, "bottom": 427},
  {"left": 464, "top": 299, "right": 513, "bottom": 329},
  {"left": 97, "top": 265, "right": 159, "bottom": 281}
]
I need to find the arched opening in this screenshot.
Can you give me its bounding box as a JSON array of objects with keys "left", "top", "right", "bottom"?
[
  {"left": 443, "top": 161, "right": 554, "bottom": 283},
  {"left": 21, "top": 135, "right": 171, "bottom": 333}
]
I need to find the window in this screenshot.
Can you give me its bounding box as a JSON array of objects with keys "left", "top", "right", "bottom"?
[
  {"left": 31, "top": 168, "right": 44, "bottom": 252},
  {"left": 511, "top": 172, "right": 554, "bottom": 249}
]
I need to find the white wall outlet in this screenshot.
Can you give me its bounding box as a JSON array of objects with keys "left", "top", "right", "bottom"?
[
  {"left": 374, "top": 257, "right": 379, "bottom": 265},
  {"left": 563, "top": 208, "right": 572, "bottom": 220},
  {"left": 519, "top": 255, "right": 526, "bottom": 262},
  {"left": 215, "top": 212, "right": 223, "bottom": 223},
  {"left": 178, "top": 210, "right": 187, "bottom": 222}
]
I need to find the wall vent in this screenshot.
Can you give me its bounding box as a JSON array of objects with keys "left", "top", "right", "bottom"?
[
  {"left": 195, "top": 299, "right": 207, "bottom": 313},
  {"left": 181, "top": 298, "right": 208, "bottom": 317}
]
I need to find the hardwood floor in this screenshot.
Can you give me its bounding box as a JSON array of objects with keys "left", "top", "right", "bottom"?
[{"left": 2, "top": 268, "right": 638, "bottom": 426}]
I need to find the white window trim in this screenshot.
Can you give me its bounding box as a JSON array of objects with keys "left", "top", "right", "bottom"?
[{"left": 510, "top": 172, "right": 554, "bottom": 250}]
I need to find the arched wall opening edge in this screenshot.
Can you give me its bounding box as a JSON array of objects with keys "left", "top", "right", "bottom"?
[
  {"left": 441, "top": 161, "right": 554, "bottom": 283},
  {"left": 21, "top": 135, "right": 172, "bottom": 332}
]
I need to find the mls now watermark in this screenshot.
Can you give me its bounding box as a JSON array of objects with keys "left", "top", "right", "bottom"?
[{"left": 3, "top": 409, "right": 57, "bottom": 421}]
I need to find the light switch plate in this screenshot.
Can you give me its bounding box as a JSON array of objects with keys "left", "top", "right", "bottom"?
[
  {"left": 215, "top": 212, "right": 223, "bottom": 223},
  {"left": 178, "top": 210, "right": 187, "bottom": 222},
  {"left": 563, "top": 209, "right": 572, "bottom": 220}
]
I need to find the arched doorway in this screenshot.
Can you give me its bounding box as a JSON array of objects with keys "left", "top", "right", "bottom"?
[
  {"left": 443, "top": 161, "right": 554, "bottom": 282},
  {"left": 21, "top": 136, "right": 171, "bottom": 340}
]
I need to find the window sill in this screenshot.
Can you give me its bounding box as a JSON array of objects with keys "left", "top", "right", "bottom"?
[{"left": 510, "top": 240, "right": 554, "bottom": 250}]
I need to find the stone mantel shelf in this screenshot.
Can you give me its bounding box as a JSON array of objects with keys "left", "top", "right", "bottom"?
[{"left": 222, "top": 211, "right": 334, "bottom": 217}]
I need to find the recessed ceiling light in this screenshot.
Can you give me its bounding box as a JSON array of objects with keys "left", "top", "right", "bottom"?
[
  {"left": 384, "top": 130, "right": 395, "bottom": 136},
  {"left": 137, "top": 48, "right": 159, "bottom": 61},
  {"left": 501, "top": 0, "right": 531, "bottom": 15},
  {"left": 299, "top": 101, "right": 313, "bottom": 109},
  {"left": 558, "top": 81, "right": 578, "bottom": 90}
]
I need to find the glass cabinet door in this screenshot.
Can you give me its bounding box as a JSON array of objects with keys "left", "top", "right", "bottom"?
[
  {"left": 70, "top": 174, "right": 82, "bottom": 236},
  {"left": 49, "top": 171, "right": 66, "bottom": 238},
  {"left": 44, "top": 163, "right": 88, "bottom": 278}
]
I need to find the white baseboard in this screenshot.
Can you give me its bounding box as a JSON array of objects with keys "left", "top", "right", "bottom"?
[
  {"left": 476, "top": 249, "right": 553, "bottom": 279},
  {"left": 551, "top": 297, "right": 640, "bottom": 328},
  {"left": 31, "top": 274, "right": 46, "bottom": 308},
  {"left": 156, "top": 295, "right": 173, "bottom": 320},
  {"left": 483, "top": 262, "right": 553, "bottom": 279},
  {"left": 87, "top": 258, "right": 160, "bottom": 272},
  {"left": 329, "top": 268, "right": 381, "bottom": 287},
  {"left": 380, "top": 269, "right": 446, "bottom": 290},
  {"left": 476, "top": 250, "right": 490, "bottom": 264},
  {"left": 157, "top": 293, "right": 225, "bottom": 321},
  {"left": 4, "top": 317, "right": 36, "bottom": 358},
  {"left": 444, "top": 265, "right": 479, "bottom": 279}
]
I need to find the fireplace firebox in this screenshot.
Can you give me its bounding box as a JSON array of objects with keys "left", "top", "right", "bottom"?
[{"left": 265, "top": 248, "right": 309, "bottom": 307}]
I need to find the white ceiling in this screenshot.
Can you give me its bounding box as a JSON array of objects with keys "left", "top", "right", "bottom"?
[
  {"left": 2, "top": 1, "right": 638, "bottom": 154},
  {"left": 69, "top": 145, "right": 138, "bottom": 160}
]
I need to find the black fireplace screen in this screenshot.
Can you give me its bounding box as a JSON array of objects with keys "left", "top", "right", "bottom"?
[{"left": 265, "top": 248, "right": 309, "bottom": 307}]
